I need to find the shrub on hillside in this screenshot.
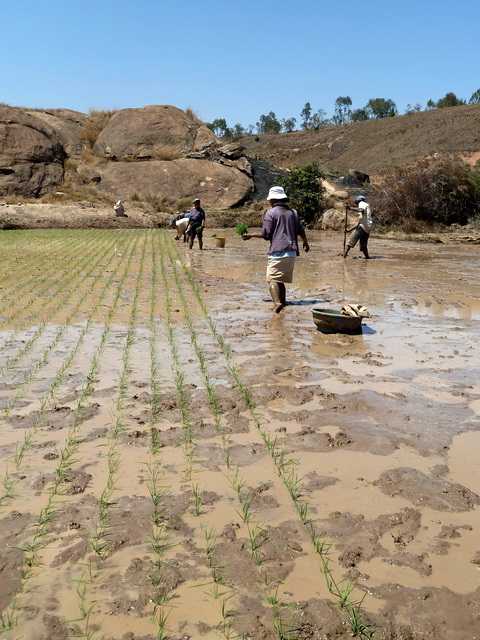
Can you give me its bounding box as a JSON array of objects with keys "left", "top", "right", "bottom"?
[
  {"left": 370, "top": 158, "right": 480, "bottom": 227},
  {"left": 279, "top": 163, "right": 325, "bottom": 225}
]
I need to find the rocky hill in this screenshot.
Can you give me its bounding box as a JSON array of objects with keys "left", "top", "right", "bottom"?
[
  {"left": 0, "top": 104, "right": 254, "bottom": 209},
  {"left": 1, "top": 103, "right": 479, "bottom": 224},
  {"left": 239, "top": 104, "right": 480, "bottom": 176}
]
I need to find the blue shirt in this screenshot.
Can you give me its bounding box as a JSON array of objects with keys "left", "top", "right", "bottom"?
[{"left": 189, "top": 207, "right": 205, "bottom": 226}]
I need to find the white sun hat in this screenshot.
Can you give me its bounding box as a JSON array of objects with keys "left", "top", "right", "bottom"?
[{"left": 267, "top": 185, "right": 288, "bottom": 201}]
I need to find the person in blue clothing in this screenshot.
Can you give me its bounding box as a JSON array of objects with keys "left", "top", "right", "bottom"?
[{"left": 186, "top": 198, "right": 206, "bottom": 250}]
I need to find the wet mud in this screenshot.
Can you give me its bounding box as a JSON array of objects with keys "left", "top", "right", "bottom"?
[{"left": 0, "top": 229, "right": 479, "bottom": 639}]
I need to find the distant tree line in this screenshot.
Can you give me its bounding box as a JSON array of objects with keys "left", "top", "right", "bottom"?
[{"left": 207, "top": 87, "right": 480, "bottom": 138}]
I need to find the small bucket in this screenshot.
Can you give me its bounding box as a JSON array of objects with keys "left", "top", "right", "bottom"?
[{"left": 215, "top": 237, "right": 226, "bottom": 248}]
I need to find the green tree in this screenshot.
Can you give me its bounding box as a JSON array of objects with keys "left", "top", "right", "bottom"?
[
  {"left": 232, "top": 123, "right": 245, "bottom": 137},
  {"left": 300, "top": 102, "right": 312, "bottom": 129},
  {"left": 333, "top": 96, "right": 352, "bottom": 125},
  {"left": 311, "top": 109, "right": 329, "bottom": 129},
  {"left": 281, "top": 117, "right": 297, "bottom": 133},
  {"left": 207, "top": 117, "right": 230, "bottom": 137},
  {"left": 278, "top": 162, "right": 325, "bottom": 225},
  {"left": 366, "top": 98, "right": 397, "bottom": 119},
  {"left": 256, "top": 112, "right": 282, "bottom": 134},
  {"left": 436, "top": 92, "right": 465, "bottom": 108},
  {"left": 351, "top": 108, "right": 369, "bottom": 122},
  {"left": 469, "top": 89, "right": 480, "bottom": 104},
  {"left": 405, "top": 103, "right": 422, "bottom": 114},
  {"left": 425, "top": 99, "right": 436, "bottom": 110}
]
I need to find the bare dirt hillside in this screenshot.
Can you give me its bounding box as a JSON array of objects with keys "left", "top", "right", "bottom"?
[{"left": 239, "top": 105, "right": 480, "bottom": 175}]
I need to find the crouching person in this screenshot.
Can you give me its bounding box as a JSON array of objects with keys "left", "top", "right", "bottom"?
[{"left": 114, "top": 200, "right": 127, "bottom": 217}]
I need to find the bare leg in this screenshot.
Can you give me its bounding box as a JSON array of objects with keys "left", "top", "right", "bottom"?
[
  {"left": 269, "top": 282, "right": 284, "bottom": 313},
  {"left": 360, "top": 233, "right": 370, "bottom": 259}
]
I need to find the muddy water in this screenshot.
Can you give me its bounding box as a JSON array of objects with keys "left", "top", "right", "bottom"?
[
  {"left": 0, "top": 229, "right": 479, "bottom": 640},
  {"left": 185, "top": 229, "right": 480, "bottom": 636}
]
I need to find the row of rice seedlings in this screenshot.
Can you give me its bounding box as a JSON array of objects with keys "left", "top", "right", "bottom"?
[
  {"left": 0, "top": 231, "right": 116, "bottom": 381},
  {"left": 168, "top": 236, "right": 376, "bottom": 639},
  {"left": 156, "top": 235, "right": 234, "bottom": 637},
  {"left": 88, "top": 230, "right": 148, "bottom": 558},
  {"left": 0, "top": 233, "right": 120, "bottom": 416},
  {"left": 0, "top": 232, "right": 133, "bottom": 507},
  {"left": 201, "top": 526, "right": 244, "bottom": 640},
  {"left": 0, "top": 230, "right": 101, "bottom": 332},
  {"left": 0, "top": 233, "right": 141, "bottom": 631},
  {"left": 266, "top": 584, "right": 298, "bottom": 640},
  {"left": 156, "top": 236, "right": 199, "bottom": 499},
  {"left": 162, "top": 236, "right": 270, "bottom": 567},
  {"left": 72, "top": 232, "right": 148, "bottom": 637},
  {"left": 143, "top": 232, "right": 180, "bottom": 640}
]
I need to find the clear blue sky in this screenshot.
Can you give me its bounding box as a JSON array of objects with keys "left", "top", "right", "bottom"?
[{"left": 1, "top": 0, "right": 479, "bottom": 125}]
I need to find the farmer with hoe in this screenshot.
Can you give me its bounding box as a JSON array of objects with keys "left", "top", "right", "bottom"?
[
  {"left": 242, "top": 186, "right": 310, "bottom": 313},
  {"left": 186, "top": 198, "right": 206, "bottom": 250},
  {"left": 344, "top": 195, "right": 373, "bottom": 259}
]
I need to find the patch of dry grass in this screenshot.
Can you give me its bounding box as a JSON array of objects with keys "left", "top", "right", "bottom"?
[{"left": 81, "top": 109, "right": 115, "bottom": 147}]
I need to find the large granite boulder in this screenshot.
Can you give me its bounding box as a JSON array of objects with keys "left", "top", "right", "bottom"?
[
  {"left": 25, "top": 109, "right": 86, "bottom": 157},
  {"left": 0, "top": 106, "right": 65, "bottom": 197},
  {"left": 94, "top": 105, "right": 216, "bottom": 161},
  {"left": 97, "top": 158, "right": 253, "bottom": 208},
  {"left": 321, "top": 208, "right": 357, "bottom": 230}
]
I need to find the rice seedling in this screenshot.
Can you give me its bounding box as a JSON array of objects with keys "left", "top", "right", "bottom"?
[
  {"left": 192, "top": 482, "right": 203, "bottom": 516},
  {"left": 246, "top": 523, "right": 268, "bottom": 566},
  {"left": 153, "top": 606, "right": 170, "bottom": 640},
  {"left": 235, "top": 223, "right": 249, "bottom": 237},
  {"left": 0, "top": 605, "right": 17, "bottom": 631},
  {"left": 69, "top": 563, "right": 97, "bottom": 640},
  {"left": 0, "top": 471, "right": 14, "bottom": 505}
]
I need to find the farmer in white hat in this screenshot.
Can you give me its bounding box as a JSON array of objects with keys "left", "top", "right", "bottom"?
[
  {"left": 344, "top": 195, "right": 373, "bottom": 259},
  {"left": 243, "top": 186, "right": 310, "bottom": 313}
]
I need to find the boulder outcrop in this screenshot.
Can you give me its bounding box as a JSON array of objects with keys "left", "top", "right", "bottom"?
[
  {"left": 97, "top": 158, "right": 253, "bottom": 208},
  {"left": 0, "top": 104, "right": 255, "bottom": 210},
  {"left": 320, "top": 208, "right": 357, "bottom": 230},
  {"left": 93, "top": 105, "right": 216, "bottom": 161},
  {"left": 25, "top": 109, "right": 86, "bottom": 157},
  {"left": 0, "top": 106, "right": 65, "bottom": 197}
]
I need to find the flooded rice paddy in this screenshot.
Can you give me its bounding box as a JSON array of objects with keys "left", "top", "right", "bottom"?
[{"left": 0, "top": 228, "right": 479, "bottom": 640}]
